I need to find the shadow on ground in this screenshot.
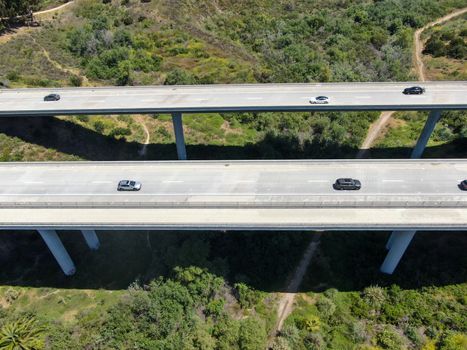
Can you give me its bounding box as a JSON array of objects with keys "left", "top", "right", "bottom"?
[
  {"left": 0, "top": 116, "right": 466, "bottom": 292},
  {"left": 1, "top": 229, "right": 466, "bottom": 293},
  {"left": 1, "top": 116, "right": 466, "bottom": 160}
]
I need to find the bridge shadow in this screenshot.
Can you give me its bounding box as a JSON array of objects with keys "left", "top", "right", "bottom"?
[
  {"left": 0, "top": 116, "right": 466, "bottom": 292},
  {"left": 0, "top": 116, "right": 465, "bottom": 160},
  {"left": 0, "top": 229, "right": 466, "bottom": 292}
]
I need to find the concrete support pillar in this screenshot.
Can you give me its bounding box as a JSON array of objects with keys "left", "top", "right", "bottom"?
[
  {"left": 38, "top": 230, "right": 76, "bottom": 276},
  {"left": 380, "top": 230, "right": 416, "bottom": 274},
  {"left": 81, "top": 230, "right": 100, "bottom": 250},
  {"left": 410, "top": 110, "right": 442, "bottom": 159},
  {"left": 385, "top": 232, "right": 395, "bottom": 250},
  {"left": 171, "top": 112, "right": 187, "bottom": 160},
  {"left": 381, "top": 110, "right": 442, "bottom": 273}
]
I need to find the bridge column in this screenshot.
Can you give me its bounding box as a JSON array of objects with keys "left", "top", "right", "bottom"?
[
  {"left": 38, "top": 230, "right": 76, "bottom": 276},
  {"left": 385, "top": 232, "right": 395, "bottom": 250},
  {"left": 381, "top": 110, "right": 442, "bottom": 273},
  {"left": 410, "top": 110, "right": 442, "bottom": 158},
  {"left": 171, "top": 112, "right": 187, "bottom": 160},
  {"left": 81, "top": 230, "right": 100, "bottom": 250},
  {"left": 380, "top": 230, "right": 416, "bottom": 274}
]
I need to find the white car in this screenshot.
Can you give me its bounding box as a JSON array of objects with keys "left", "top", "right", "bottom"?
[
  {"left": 117, "top": 180, "right": 142, "bottom": 191},
  {"left": 309, "top": 96, "right": 330, "bottom": 104}
]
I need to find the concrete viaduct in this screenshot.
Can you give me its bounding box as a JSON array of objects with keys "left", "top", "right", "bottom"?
[{"left": 0, "top": 81, "right": 466, "bottom": 276}]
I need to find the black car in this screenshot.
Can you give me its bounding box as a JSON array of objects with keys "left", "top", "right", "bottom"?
[
  {"left": 402, "top": 86, "right": 425, "bottom": 95},
  {"left": 43, "top": 93, "right": 60, "bottom": 101},
  {"left": 333, "top": 178, "right": 361, "bottom": 190},
  {"left": 459, "top": 180, "right": 467, "bottom": 191}
]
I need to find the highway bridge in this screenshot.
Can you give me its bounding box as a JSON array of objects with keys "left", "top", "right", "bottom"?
[
  {"left": 0, "top": 82, "right": 466, "bottom": 115},
  {"left": 1, "top": 160, "right": 466, "bottom": 276},
  {"left": 0, "top": 82, "right": 466, "bottom": 276}
]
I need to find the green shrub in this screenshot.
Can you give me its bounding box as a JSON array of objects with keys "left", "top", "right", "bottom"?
[
  {"left": 234, "top": 283, "right": 261, "bottom": 309},
  {"left": 376, "top": 326, "right": 405, "bottom": 350},
  {"left": 362, "top": 286, "right": 386, "bottom": 311},
  {"left": 109, "top": 127, "right": 131, "bottom": 137},
  {"left": 439, "top": 332, "right": 467, "bottom": 350},
  {"left": 164, "top": 69, "right": 197, "bottom": 85},
  {"left": 77, "top": 115, "right": 89, "bottom": 123},
  {"left": 93, "top": 120, "right": 105, "bottom": 133},
  {"left": 316, "top": 297, "right": 336, "bottom": 319},
  {"left": 69, "top": 75, "right": 83, "bottom": 87}
]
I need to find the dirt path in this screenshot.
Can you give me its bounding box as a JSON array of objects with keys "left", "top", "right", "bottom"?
[
  {"left": 356, "top": 111, "right": 394, "bottom": 159},
  {"left": 269, "top": 233, "right": 321, "bottom": 342},
  {"left": 414, "top": 7, "right": 467, "bottom": 82},
  {"left": 358, "top": 7, "right": 467, "bottom": 156},
  {"left": 136, "top": 117, "right": 151, "bottom": 156},
  {"left": 0, "top": 1, "right": 74, "bottom": 45},
  {"left": 27, "top": 34, "right": 91, "bottom": 86},
  {"left": 33, "top": 1, "right": 74, "bottom": 17}
]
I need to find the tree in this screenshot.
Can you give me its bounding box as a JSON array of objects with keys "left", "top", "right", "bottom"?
[
  {"left": 446, "top": 37, "right": 466, "bottom": 60},
  {"left": 0, "top": 317, "right": 45, "bottom": 350},
  {"left": 423, "top": 36, "right": 446, "bottom": 57}
]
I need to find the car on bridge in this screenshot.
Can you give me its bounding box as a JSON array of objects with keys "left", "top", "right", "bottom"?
[
  {"left": 117, "top": 180, "right": 142, "bottom": 191},
  {"left": 459, "top": 180, "right": 467, "bottom": 191},
  {"left": 43, "top": 93, "right": 60, "bottom": 101},
  {"left": 309, "top": 96, "right": 330, "bottom": 104},
  {"left": 333, "top": 178, "right": 361, "bottom": 190},
  {"left": 402, "top": 86, "right": 425, "bottom": 95}
]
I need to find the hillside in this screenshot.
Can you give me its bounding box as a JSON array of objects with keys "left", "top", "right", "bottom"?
[{"left": 0, "top": 1, "right": 466, "bottom": 349}]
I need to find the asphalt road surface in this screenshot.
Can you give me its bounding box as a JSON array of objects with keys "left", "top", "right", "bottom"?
[
  {"left": 0, "top": 82, "right": 466, "bottom": 115},
  {"left": 0, "top": 160, "right": 466, "bottom": 230}
]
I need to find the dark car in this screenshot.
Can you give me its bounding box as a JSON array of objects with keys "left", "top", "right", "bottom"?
[
  {"left": 459, "top": 180, "right": 467, "bottom": 191},
  {"left": 43, "top": 93, "right": 60, "bottom": 101},
  {"left": 402, "top": 86, "right": 425, "bottom": 95},
  {"left": 333, "top": 178, "right": 361, "bottom": 190}
]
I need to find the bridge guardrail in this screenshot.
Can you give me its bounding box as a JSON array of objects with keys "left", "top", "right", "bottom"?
[{"left": 0, "top": 194, "right": 466, "bottom": 208}]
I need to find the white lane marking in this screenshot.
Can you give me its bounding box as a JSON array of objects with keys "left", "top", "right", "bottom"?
[
  {"left": 382, "top": 179, "right": 404, "bottom": 182},
  {"left": 238, "top": 180, "right": 255, "bottom": 183},
  {"left": 356, "top": 96, "right": 372, "bottom": 99},
  {"left": 247, "top": 97, "right": 263, "bottom": 100},
  {"left": 162, "top": 180, "right": 184, "bottom": 183},
  {"left": 307, "top": 180, "right": 329, "bottom": 183},
  {"left": 23, "top": 181, "right": 43, "bottom": 184},
  {"left": 92, "top": 181, "right": 112, "bottom": 184}
]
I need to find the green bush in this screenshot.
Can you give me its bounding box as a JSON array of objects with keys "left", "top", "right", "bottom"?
[
  {"left": 439, "top": 332, "right": 467, "bottom": 350},
  {"left": 93, "top": 120, "right": 105, "bottom": 133},
  {"left": 376, "top": 326, "right": 405, "bottom": 350},
  {"left": 316, "top": 297, "right": 336, "bottom": 319},
  {"left": 234, "top": 283, "right": 261, "bottom": 309}
]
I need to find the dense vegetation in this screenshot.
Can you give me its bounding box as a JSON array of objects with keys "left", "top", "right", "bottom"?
[
  {"left": 271, "top": 230, "right": 467, "bottom": 350},
  {"left": 423, "top": 16, "right": 467, "bottom": 60},
  {"left": 0, "top": 0, "right": 38, "bottom": 18},
  {"left": 0, "top": 267, "right": 273, "bottom": 349},
  {"left": 0, "top": 0, "right": 466, "bottom": 349}
]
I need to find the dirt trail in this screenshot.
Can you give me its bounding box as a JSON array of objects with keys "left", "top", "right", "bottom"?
[
  {"left": 356, "top": 111, "right": 394, "bottom": 159},
  {"left": 358, "top": 7, "right": 467, "bottom": 157},
  {"left": 136, "top": 116, "right": 151, "bottom": 156},
  {"left": 414, "top": 7, "right": 467, "bottom": 82},
  {"left": 33, "top": 1, "right": 74, "bottom": 17},
  {"left": 27, "top": 34, "right": 91, "bottom": 86},
  {"left": 0, "top": 1, "right": 74, "bottom": 44},
  {"left": 269, "top": 233, "right": 321, "bottom": 342}
]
